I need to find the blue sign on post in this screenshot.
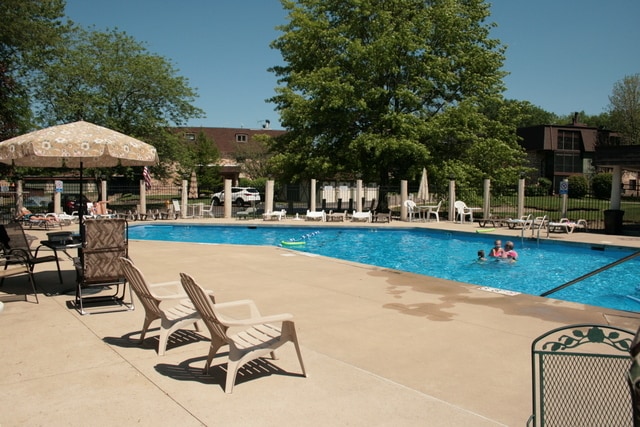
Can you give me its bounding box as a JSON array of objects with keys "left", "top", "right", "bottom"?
[
  {"left": 559, "top": 180, "right": 569, "bottom": 195},
  {"left": 55, "top": 180, "right": 63, "bottom": 193}
]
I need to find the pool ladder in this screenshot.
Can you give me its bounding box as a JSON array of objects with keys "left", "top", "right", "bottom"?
[{"left": 540, "top": 249, "right": 640, "bottom": 297}]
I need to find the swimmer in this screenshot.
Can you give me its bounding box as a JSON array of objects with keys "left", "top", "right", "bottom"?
[
  {"left": 502, "top": 241, "right": 518, "bottom": 261},
  {"left": 477, "top": 249, "right": 487, "bottom": 261},
  {"left": 489, "top": 240, "right": 504, "bottom": 258}
]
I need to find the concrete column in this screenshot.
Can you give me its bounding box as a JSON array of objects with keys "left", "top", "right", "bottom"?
[
  {"left": 561, "top": 178, "right": 569, "bottom": 217},
  {"left": 16, "top": 180, "right": 23, "bottom": 212},
  {"left": 517, "top": 177, "right": 525, "bottom": 218},
  {"left": 482, "top": 178, "right": 491, "bottom": 219},
  {"left": 611, "top": 165, "right": 622, "bottom": 210},
  {"left": 139, "top": 180, "right": 147, "bottom": 216},
  {"left": 265, "top": 180, "right": 274, "bottom": 213},
  {"left": 101, "top": 181, "right": 107, "bottom": 202},
  {"left": 448, "top": 179, "right": 456, "bottom": 222},
  {"left": 54, "top": 191, "right": 61, "bottom": 214},
  {"left": 400, "top": 180, "right": 408, "bottom": 221},
  {"left": 310, "top": 179, "right": 317, "bottom": 212},
  {"left": 356, "top": 179, "right": 363, "bottom": 212},
  {"left": 224, "top": 179, "right": 232, "bottom": 218},
  {"left": 181, "top": 179, "right": 188, "bottom": 218}
]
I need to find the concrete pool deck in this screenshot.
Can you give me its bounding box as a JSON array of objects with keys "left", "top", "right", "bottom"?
[{"left": 1, "top": 218, "right": 640, "bottom": 426}]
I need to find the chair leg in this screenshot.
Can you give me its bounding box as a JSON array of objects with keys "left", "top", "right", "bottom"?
[{"left": 203, "top": 335, "right": 225, "bottom": 374}]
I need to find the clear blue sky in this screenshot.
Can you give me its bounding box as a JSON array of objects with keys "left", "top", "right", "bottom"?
[{"left": 64, "top": 0, "right": 640, "bottom": 129}]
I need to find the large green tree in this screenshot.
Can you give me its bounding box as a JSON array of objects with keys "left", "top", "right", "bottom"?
[
  {"left": 268, "top": 0, "right": 525, "bottom": 193},
  {"left": 31, "top": 27, "right": 205, "bottom": 177},
  {"left": 0, "top": 0, "right": 67, "bottom": 140},
  {"left": 608, "top": 73, "right": 640, "bottom": 145}
]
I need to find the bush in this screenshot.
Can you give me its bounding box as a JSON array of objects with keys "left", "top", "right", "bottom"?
[
  {"left": 592, "top": 173, "right": 612, "bottom": 199},
  {"left": 568, "top": 175, "right": 588, "bottom": 198}
]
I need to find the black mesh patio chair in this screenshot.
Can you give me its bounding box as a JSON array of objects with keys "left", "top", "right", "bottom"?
[{"left": 527, "top": 324, "right": 634, "bottom": 426}]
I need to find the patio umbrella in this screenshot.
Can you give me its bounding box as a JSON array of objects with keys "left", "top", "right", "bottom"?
[
  {"left": 0, "top": 120, "right": 159, "bottom": 238},
  {"left": 188, "top": 170, "right": 198, "bottom": 199},
  {"left": 417, "top": 167, "right": 429, "bottom": 203}
]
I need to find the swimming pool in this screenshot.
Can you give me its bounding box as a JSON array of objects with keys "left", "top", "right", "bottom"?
[{"left": 128, "top": 224, "right": 640, "bottom": 313}]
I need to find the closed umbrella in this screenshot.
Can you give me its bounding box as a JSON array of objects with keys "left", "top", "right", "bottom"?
[
  {"left": 188, "top": 171, "right": 198, "bottom": 199},
  {"left": 0, "top": 120, "right": 158, "bottom": 238},
  {"left": 417, "top": 167, "right": 429, "bottom": 204}
]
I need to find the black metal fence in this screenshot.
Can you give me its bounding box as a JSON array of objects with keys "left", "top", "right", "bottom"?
[{"left": 4, "top": 178, "right": 640, "bottom": 231}]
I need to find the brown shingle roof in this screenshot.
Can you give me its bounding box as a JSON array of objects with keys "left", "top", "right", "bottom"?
[{"left": 174, "top": 127, "right": 286, "bottom": 158}]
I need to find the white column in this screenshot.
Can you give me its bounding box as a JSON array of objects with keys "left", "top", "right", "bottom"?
[
  {"left": 517, "top": 177, "right": 525, "bottom": 218},
  {"left": 310, "top": 179, "right": 317, "bottom": 212},
  {"left": 16, "top": 179, "right": 23, "bottom": 212},
  {"left": 54, "top": 192, "right": 61, "bottom": 214},
  {"left": 401, "top": 180, "right": 408, "bottom": 221},
  {"left": 265, "top": 180, "right": 274, "bottom": 213},
  {"left": 448, "top": 178, "right": 456, "bottom": 222},
  {"left": 561, "top": 178, "right": 569, "bottom": 217},
  {"left": 181, "top": 179, "right": 188, "bottom": 218},
  {"left": 356, "top": 179, "right": 363, "bottom": 212},
  {"left": 482, "top": 178, "right": 491, "bottom": 219},
  {"left": 224, "top": 179, "right": 232, "bottom": 218},
  {"left": 611, "top": 165, "right": 622, "bottom": 210},
  {"left": 139, "top": 180, "right": 147, "bottom": 215},
  {"left": 101, "top": 181, "right": 107, "bottom": 202}
]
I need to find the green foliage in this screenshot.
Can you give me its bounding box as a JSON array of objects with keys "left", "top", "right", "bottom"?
[
  {"left": 0, "top": 0, "right": 68, "bottom": 140},
  {"left": 592, "top": 173, "right": 612, "bottom": 200},
  {"left": 568, "top": 175, "right": 588, "bottom": 199},
  {"left": 268, "top": 0, "right": 518, "bottom": 192},
  {"left": 31, "top": 27, "right": 205, "bottom": 176},
  {"left": 608, "top": 74, "right": 640, "bottom": 144},
  {"left": 525, "top": 178, "right": 552, "bottom": 196}
]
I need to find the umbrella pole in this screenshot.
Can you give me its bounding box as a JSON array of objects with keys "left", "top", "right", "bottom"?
[{"left": 79, "top": 161, "right": 85, "bottom": 243}]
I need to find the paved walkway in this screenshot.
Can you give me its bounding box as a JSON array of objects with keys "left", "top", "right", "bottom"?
[{"left": 1, "top": 218, "right": 639, "bottom": 426}]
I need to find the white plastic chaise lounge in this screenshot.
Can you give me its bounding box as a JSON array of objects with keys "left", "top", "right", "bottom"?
[
  {"left": 180, "top": 272, "right": 307, "bottom": 393},
  {"left": 305, "top": 210, "right": 326, "bottom": 222},
  {"left": 506, "top": 214, "right": 532, "bottom": 229},
  {"left": 263, "top": 209, "right": 286, "bottom": 221},
  {"left": 351, "top": 210, "right": 372, "bottom": 222},
  {"left": 547, "top": 218, "right": 588, "bottom": 235}
]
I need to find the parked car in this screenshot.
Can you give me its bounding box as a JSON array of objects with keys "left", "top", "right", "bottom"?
[
  {"left": 47, "top": 194, "right": 90, "bottom": 214},
  {"left": 211, "top": 187, "right": 261, "bottom": 207},
  {"left": 23, "top": 196, "right": 51, "bottom": 211}
]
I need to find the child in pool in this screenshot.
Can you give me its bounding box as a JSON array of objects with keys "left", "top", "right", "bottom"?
[
  {"left": 477, "top": 249, "right": 487, "bottom": 261},
  {"left": 502, "top": 241, "right": 518, "bottom": 261},
  {"left": 489, "top": 240, "right": 504, "bottom": 258}
]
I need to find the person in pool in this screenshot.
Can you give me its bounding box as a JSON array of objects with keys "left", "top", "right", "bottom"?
[
  {"left": 489, "top": 240, "right": 504, "bottom": 258},
  {"left": 477, "top": 249, "right": 487, "bottom": 261},
  {"left": 502, "top": 241, "right": 518, "bottom": 261}
]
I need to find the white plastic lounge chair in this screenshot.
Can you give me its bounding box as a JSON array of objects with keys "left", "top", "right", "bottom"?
[
  {"left": 506, "top": 214, "right": 532, "bottom": 229},
  {"left": 305, "top": 210, "right": 326, "bottom": 221},
  {"left": 454, "top": 201, "right": 474, "bottom": 223},
  {"left": 546, "top": 218, "right": 588, "bottom": 236},
  {"left": 263, "top": 209, "right": 286, "bottom": 221},
  {"left": 351, "top": 210, "right": 372, "bottom": 222},
  {"left": 180, "top": 272, "right": 307, "bottom": 393},
  {"left": 119, "top": 258, "right": 205, "bottom": 356},
  {"left": 327, "top": 210, "right": 347, "bottom": 222},
  {"left": 404, "top": 200, "right": 418, "bottom": 221}
]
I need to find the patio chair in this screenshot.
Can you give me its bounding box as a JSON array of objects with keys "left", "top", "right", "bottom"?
[
  {"left": 425, "top": 200, "right": 442, "bottom": 222},
  {"left": 263, "top": 209, "right": 286, "bottom": 221},
  {"left": 506, "top": 214, "right": 532, "bottom": 229},
  {"left": 236, "top": 207, "right": 257, "bottom": 220},
  {"left": 74, "top": 218, "right": 133, "bottom": 315},
  {"left": 527, "top": 324, "right": 634, "bottom": 426},
  {"left": 404, "top": 200, "right": 418, "bottom": 221},
  {"left": 180, "top": 272, "right": 307, "bottom": 393},
  {"left": 202, "top": 200, "right": 215, "bottom": 218},
  {"left": 0, "top": 222, "right": 63, "bottom": 285},
  {"left": 351, "top": 210, "right": 372, "bottom": 222},
  {"left": 118, "top": 258, "right": 205, "bottom": 355},
  {"left": 454, "top": 201, "right": 474, "bottom": 223},
  {"left": 0, "top": 247, "right": 38, "bottom": 304}
]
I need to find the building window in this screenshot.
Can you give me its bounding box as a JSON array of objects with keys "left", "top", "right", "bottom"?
[
  {"left": 554, "top": 130, "right": 582, "bottom": 173},
  {"left": 184, "top": 132, "right": 195, "bottom": 141},
  {"left": 236, "top": 133, "right": 248, "bottom": 143},
  {"left": 557, "top": 130, "right": 581, "bottom": 150}
]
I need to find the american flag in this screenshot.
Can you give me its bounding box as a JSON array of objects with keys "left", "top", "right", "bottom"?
[{"left": 143, "top": 166, "right": 152, "bottom": 190}]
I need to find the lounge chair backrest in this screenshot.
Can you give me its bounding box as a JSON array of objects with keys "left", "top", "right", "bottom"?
[
  {"left": 81, "top": 219, "right": 128, "bottom": 284},
  {"left": 119, "top": 257, "right": 163, "bottom": 318},
  {"left": 180, "top": 273, "right": 226, "bottom": 340}
]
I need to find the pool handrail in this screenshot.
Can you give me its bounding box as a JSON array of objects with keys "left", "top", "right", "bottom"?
[{"left": 540, "top": 249, "right": 640, "bottom": 297}]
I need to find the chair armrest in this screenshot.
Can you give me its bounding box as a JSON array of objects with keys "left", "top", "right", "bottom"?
[
  {"left": 151, "top": 281, "right": 214, "bottom": 300},
  {"left": 218, "top": 312, "right": 294, "bottom": 327},
  {"left": 213, "top": 299, "right": 263, "bottom": 318}
]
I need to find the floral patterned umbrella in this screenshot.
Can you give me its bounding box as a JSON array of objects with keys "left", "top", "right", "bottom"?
[
  {"left": 0, "top": 120, "right": 158, "bottom": 168},
  {"left": 0, "top": 120, "right": 158, "bottom": 238}
]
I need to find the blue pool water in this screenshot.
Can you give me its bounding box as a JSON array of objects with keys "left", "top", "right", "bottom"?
[{"left": 128, "top": 224, "right": 640, "bottom": 313}]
